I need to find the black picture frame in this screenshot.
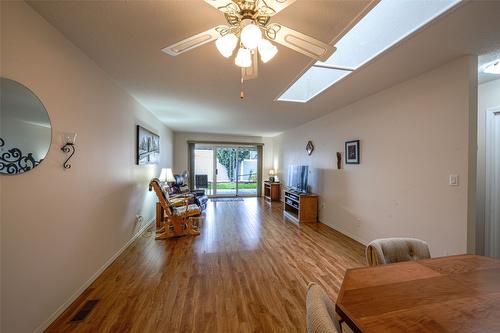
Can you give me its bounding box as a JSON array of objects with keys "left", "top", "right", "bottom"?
[
  {"left": 136, "top": 125, "right": 160, "bottom": 165},
  {"left": 345, "top": 140, "right": 360, "bottom": 164}
]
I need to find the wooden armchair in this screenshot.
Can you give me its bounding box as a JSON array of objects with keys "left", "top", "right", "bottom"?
[{"left": 149, "top": 178, "right": 201, "bottom": 240}]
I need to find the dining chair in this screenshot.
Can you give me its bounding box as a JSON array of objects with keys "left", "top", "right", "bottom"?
[
  {"left": 306, "top": 282, "right": 341, "bottom": 333},
  {"left": 366, "top": 237, "right": 431, "bottom": 266}
]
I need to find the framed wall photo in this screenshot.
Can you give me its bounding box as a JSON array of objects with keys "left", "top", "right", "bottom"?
[
  {"left": 345, "top": 140, "right": 360, "bottom": 164},
  {"left": 136, "top": 125, "right": 160, "bottom": 165}
]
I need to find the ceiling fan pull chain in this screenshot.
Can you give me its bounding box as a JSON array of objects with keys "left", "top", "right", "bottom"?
[{"left": 240, "top": 74, "right": 245, "bottom": 100}]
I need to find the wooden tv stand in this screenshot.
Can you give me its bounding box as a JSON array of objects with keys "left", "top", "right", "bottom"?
[{"left": 283, "top": 187, "right": 318, "bottom": 223}]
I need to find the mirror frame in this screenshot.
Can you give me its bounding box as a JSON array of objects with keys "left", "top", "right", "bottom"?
[{"left": 0, "top": 77, "right": 52, "bottom": 175}]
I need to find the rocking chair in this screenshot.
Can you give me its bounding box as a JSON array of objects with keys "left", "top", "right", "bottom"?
[{"left": 149, "top": 178, "right": 201, "bottom": 240}]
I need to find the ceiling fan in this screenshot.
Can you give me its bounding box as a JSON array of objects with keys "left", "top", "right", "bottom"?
[{"left": 162, "top": 0, "right": 336, "bottom": 82}]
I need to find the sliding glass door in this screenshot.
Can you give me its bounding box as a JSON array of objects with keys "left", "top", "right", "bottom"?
[
  {"left": 191, "top": 143, "right": 261, "bottom": 197},
  {"left": 234, "top": 146, "right": 258, "bottom": 196},
  {"left": 193, "top": 144, "right": 215, "bottom": 195}
]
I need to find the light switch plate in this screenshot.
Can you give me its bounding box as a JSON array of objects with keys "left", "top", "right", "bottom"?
[{"left": 449, "top": 174, "right": 459, "bottom": 186}]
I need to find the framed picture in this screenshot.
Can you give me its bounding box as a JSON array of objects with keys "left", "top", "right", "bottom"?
[
  {"left": 136, "top": 125, "right": 160, "bottom": 165},
  {"left": 345, "top": 140, "right": 360, "bottom": 164}
]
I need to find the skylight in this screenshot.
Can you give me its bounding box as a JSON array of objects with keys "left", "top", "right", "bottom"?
[
  {"left": 278, "top": 67, "right": 351, "bottom": 103},
  {"left": 277, "top": 0, "right": 461, "bottom": 103}
]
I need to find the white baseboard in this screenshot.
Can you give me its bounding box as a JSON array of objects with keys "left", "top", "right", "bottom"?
[
  {"left": 35, "top": 218, "right": 155, "bottom": 333},
  {"left": 318, "top": 220, "right": 369, "bottom": 246},
  {"left": 278, "top": 198, "right": 368, "bottom": 246}
]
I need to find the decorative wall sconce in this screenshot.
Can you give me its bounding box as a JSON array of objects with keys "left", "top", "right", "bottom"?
[{"left": 61, "top": 132, "right": 77, "bottom": 169}]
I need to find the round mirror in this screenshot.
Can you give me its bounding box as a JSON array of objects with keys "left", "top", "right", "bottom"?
[{"left": 0, "top": 78, "right": 52, "bottom": 174}]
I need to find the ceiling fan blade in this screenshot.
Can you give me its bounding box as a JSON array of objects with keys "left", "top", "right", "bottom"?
[
  {"left": 257, "top": 0, "right": 296, "bottom": 16},
  {"left": 204, "top": 0, "right": 240, "bottom": 15},
  {"left": 242, "top": 51, "right": 259, "bottom": 81},
  {"left": 162, "top": 26, "right": 227, "bottom": 56},
  {"left": 265, "top": 23, "right": 336, "bottom": 62}
]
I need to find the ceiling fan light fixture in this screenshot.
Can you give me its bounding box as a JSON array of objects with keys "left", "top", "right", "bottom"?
[
  {"left": 258, "top": 39, "right": 278, "bottom": 63},
  {"left": 235, "top": 47, "right": 252, "bottom": 68},
  {"left": 216, "top": 33, "right": 238, "bottom": 58},
  {"left": 240, "top": 23, "right": 262, "bottom": 49}
]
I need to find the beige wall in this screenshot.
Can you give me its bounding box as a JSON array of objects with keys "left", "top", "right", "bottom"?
[
  {"left": 0, "top": 2, "right": 173, "bottom": 332},
  {"left": 273, "top": 57, "right": 477, "bottom": 257},
  {"left": 173, "top": 131, "right": 274, "bottom": 183},
  {"left": 476, "top": 78, "right": 500, "bottom": 254}
]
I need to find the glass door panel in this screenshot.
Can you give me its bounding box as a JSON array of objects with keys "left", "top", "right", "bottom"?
[
  {"left": 193, "top": 145, "right": 214, "bottom": 195},
  {"left": 215, "top": 147, "right": 237, "bottom": 196},
  {"left": 236, "top": 147, "right": 258, "bottom": 196}
]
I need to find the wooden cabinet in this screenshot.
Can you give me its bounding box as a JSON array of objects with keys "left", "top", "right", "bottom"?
[
  {"left": 283, "top": 187, "right": 318, "bottom": 223},
  {"left": 264, "top": 181, "right": 281, "bottom": 201}
]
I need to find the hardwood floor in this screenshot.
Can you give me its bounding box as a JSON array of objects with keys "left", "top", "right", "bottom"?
[{"left": 47, "top": 198, "right": 366, "bottom": 333}]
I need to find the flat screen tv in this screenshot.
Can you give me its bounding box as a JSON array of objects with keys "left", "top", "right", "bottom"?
[{"left": 288, "top": 165, "right": 309, "bottom": 193}]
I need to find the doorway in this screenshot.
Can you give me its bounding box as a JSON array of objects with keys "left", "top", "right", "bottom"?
[
  {"left": 485, "top": 106, "right": 500, "bottom": 258},
  {"left": 190, "top": 143, "right": 262, "bottom": 197}
]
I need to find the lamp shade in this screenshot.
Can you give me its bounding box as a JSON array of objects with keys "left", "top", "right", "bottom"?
[
  {"left": 240, "top": 23, "right": 262, "bottom": 49},
  {"left": 269, "top": 169, "right": 275, "bottom": 176},
  {"left": 166, "top": 168, "right": 175, "bottom": 182},
  {"left": 159, "top": 168, "right": 167, "bottom": 182},
  {"left": 216, "top": 33, "right": 238, "bottom": 58},
  {"left": 235, "top": 48, "right": 252, "bottom": 68},
  {"left": 258, "top": 39, "right": 278, "bottom": 63}
]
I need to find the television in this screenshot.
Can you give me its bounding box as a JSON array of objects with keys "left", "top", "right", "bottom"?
[{"left": 288, "top": 165, "right": 309, "bottom": 193}]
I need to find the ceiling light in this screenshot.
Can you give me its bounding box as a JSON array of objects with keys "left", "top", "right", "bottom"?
[
  {"left": 235, "top": 48, "right": 252, "bottom": 68},
  {"left": 163, "top": 1, "right": 336, "bottom": 83},
  {"left": 258, "top": 39, "right": 278, "bottom": 63},
  {"left": 483, "top": 60, "right": 500, "bottom": 74},
  {"left": 240, "top": 23, "right": 262, "bottom": 50},
  {"left": 215, "top": 33, "right": 238, "bottom": 58}
]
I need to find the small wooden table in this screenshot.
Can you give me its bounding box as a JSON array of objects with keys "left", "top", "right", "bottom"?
[
  {"left": 263, "top": 181, "right": 281, "bottom": 201},
  {"left": 336, "top": 255, "right": 500, "bottom": 333}
]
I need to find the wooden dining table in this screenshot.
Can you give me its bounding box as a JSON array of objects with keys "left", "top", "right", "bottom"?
[{"left": 336, "top": 254, "right": 500, "bottom": 332}]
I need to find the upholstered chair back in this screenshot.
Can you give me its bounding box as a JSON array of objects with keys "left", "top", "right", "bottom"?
[
  {"left": 306, "top": 282, "right": 340, "bottom": 333},
  {"left": 366, "top": 238, "right": 431, "bottom": 266}
]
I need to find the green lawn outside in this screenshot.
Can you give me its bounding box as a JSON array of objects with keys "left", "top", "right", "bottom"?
[{"left": 207, "top": 182, "right": 257, "bottom": 190}]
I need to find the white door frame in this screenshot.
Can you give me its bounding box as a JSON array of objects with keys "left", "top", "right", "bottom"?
[{"left": 485, "top": 106, "right": 500, "bottom": 257}]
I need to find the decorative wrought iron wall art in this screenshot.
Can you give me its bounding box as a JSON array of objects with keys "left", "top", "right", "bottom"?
[
  {"left": 0, "top": 138, "right": 42, "bottom": 174},
  {"left": 61, "top": 142, "right": 75, "bottom": 169}
]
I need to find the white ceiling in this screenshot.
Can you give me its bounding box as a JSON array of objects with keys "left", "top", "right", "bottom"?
[{"left": 28, "top": 0, "right": 500, "bottom": 136}]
